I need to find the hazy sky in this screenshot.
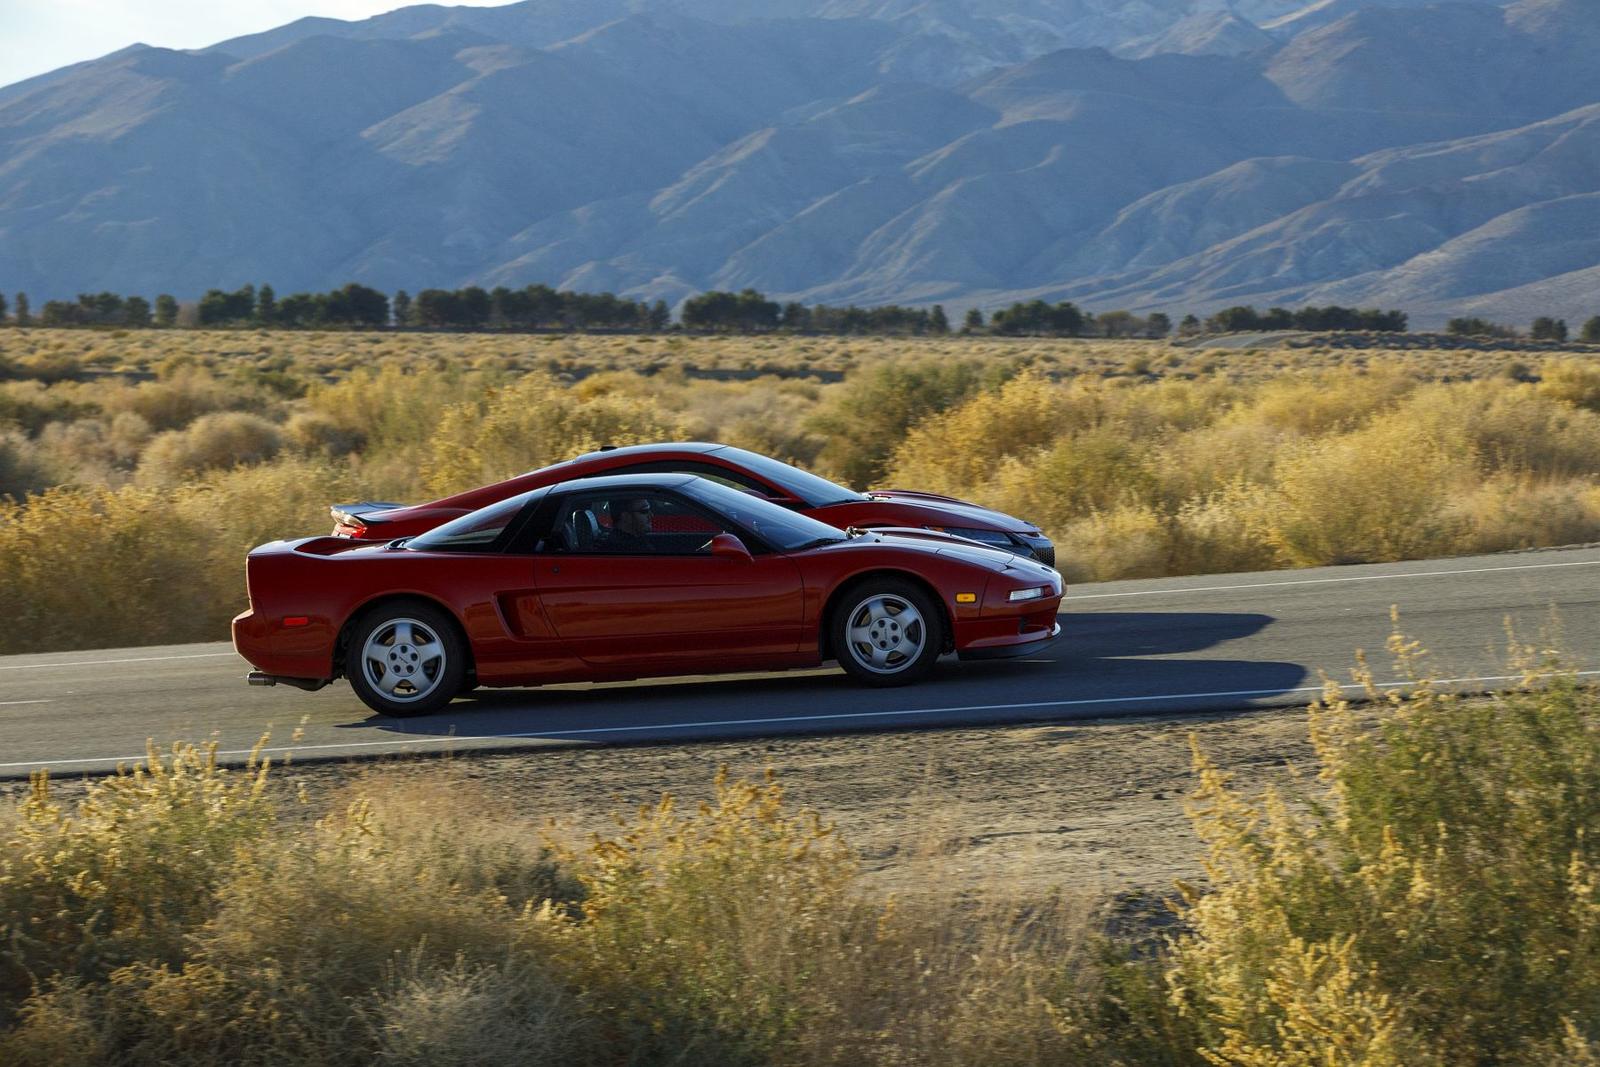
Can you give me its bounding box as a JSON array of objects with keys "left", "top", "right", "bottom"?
[{"left": 1, "top": 1, "right": 519, "bottom": 89}]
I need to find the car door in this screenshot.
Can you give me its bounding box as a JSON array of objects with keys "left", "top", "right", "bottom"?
[{"left": 532, "top": 488, "right": 805, "bottom": 672}]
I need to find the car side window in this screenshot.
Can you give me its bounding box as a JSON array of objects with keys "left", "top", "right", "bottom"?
[
  {"left": 540, "top": 491, "right": 733, "bottom": 556},
  {"left": 405, "top": 494, "right": 528, "bottom": 553}
]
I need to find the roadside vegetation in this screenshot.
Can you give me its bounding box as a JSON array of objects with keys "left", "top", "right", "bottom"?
[
  {"left": 2, "top": 645, "right": 1597, "bottom": 1065},
  {"left": 2, "top": 329, "right": 1600, "bottom": 653}
]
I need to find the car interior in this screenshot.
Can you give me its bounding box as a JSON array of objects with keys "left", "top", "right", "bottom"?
[{"left": 543, "top": 493, "right": 730, "bottom": 555}]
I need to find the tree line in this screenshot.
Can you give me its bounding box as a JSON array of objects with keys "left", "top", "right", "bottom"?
[
  {"left": 1448, "top": 315, "right": 1600, "bottom": 343},
  {"left": 2, "top": 284, "right": 1598, "bottom": 342},
  {"left": 1199, "top": 304, "right": 1410, "bottom": 334}
]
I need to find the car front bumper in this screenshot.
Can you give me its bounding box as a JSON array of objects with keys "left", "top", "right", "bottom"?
[{"left": 957, "top": 621, "right": 1061, "bottom": 660}]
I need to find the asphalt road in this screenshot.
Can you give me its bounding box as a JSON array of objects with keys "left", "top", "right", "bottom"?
[{"left": 3, "top": 547, "right": 1598, "bottom": 779}]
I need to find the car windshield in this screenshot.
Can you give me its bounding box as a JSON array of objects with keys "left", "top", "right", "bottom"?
[
  {"left": 712, "top": 447, "right": 865, "bottom": 507},
  {"left": 407, "top": 492, "right": 532, "bottom": 552},
  {"left": 681, "top": 478, "right": 848, "bottom": 551}
]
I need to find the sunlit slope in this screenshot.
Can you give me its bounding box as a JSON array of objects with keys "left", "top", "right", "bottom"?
[{"left": 2, "top": 0, "right": 1597, "bottom": 324}]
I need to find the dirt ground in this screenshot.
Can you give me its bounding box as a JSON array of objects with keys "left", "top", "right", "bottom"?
[{"left": 276, "top": 703, "right": 1333, "bottom": 899}]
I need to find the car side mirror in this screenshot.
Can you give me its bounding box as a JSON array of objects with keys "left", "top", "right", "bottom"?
[{"left": 708, "top": 532, "right": 753, "bottom": 561}]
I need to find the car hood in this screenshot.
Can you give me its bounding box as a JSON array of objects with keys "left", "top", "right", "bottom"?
[
  {"left": 862, "top": 490, "right": 1039, "bottom": 534},
  {"left": 820, "top": 529, "right": 1059, "bottom": 577}
]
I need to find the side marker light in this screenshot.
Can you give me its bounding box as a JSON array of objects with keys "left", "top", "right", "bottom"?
[
  {"left": 283, "top": 616, "right": 310, "bottom": 628},
  {"left": 955, "top": 592, "right": 977, "bottom": 604}
]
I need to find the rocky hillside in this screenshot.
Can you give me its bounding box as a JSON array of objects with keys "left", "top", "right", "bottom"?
[{"left": 1, "top": 0, "right": 1594, "bottom": 326}]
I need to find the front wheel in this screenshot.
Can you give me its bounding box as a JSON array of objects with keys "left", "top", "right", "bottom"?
[
  {"left": 346, "top": 602, "right": 466, "bottom": 717},
  {"left": 831, "top": 579, "right": 943, "bottom": 686}
]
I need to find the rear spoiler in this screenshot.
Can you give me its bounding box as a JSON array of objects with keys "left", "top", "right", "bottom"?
[
  {"left": 871, "top": 489, "right": 969, "bottom": 504},
  {"left": 330, "top": 501, "right": 407, "bottom": 538},
  {"left": 330, "top": 501, "right": 405, "bottom": 528}
]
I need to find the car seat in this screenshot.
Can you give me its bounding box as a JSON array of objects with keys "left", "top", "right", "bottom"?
[{"left": 569, "top": 508, "right": 600, "bottom": 551}]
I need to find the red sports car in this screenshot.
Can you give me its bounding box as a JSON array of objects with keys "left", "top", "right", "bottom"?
[
  {"left": 238, "top": 473, "right": 1063, "bottom": 716},
  {"left": 330, "top": 442, "right": 1056, "bottom": 566}
]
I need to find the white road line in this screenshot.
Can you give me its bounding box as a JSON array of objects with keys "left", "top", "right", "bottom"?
[
  {"left": 0, "top": 700, "right": 52, "bottom": 706},
  {"left": 7, "top": 669, "right": 1597, "bottom": 771},
  {"left": 0, "top": 652, "right": 238, "bottom": 671},
  {"left": 1068, "top": 558, "right": 1600, "bottom": 600}
]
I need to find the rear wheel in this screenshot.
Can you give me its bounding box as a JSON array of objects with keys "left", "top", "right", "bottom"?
[
  {"left": 346, "top": 602, "right": 465, "bottom": 717},
  {"left": 831, "top": 579, "right": 943, "bottom": 686}
]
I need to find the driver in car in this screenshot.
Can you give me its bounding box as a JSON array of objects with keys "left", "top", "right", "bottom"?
[{"left": 601, "top": 496, "right": 653, "bottom": 552}]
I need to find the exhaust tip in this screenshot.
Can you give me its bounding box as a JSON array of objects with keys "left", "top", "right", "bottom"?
[{"left": 247, "top": 672, "right": 277, "bottom": 687}]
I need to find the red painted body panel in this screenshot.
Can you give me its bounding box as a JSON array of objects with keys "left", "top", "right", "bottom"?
[{"left": 233, "top": 529, "right": 1063, "bottom": 688}]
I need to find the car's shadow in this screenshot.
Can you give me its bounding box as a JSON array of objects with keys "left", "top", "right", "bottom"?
[{"left": 341, "top": 611, "right": 1309, "bottom": 744}]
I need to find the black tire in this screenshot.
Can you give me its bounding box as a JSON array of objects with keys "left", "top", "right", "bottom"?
[
  {"left": 346, "top": 601, "right": 466, "bottom": 717},
  {"left": 830, "top": 578, "right": 943, "bottom": 687}
]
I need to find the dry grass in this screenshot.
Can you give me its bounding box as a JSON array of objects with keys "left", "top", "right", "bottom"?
[
  {"left": 3, "top": 329, "right": 1600, "bottom": 653},
  {"left": 4, "top": 649, "right": 1600, "bottom": 1064},
  {"left": 0, "top": 747, "right": 1109, "bottom": 1067}
]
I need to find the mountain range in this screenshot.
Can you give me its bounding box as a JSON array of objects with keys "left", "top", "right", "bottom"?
[{"left": 1, "top": 0, "right": 1596, "bottom": 326}]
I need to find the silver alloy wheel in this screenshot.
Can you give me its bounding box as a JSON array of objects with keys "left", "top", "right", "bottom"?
[
  {"left": 360, "top": 617, "right": 447, "bottom": 704},
  {"left": 844, "top": 593, "right": 927, "bottom": 675}
]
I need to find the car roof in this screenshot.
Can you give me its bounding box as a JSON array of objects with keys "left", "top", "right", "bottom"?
[
  {"left": 569, "top": 442, "right": 726, "bottom": 462},
  {"left": 545, "top": 471, "right": 700, "bottom": 493}
]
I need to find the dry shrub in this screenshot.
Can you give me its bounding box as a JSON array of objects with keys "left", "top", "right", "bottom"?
[
  {"left": 0, "top": 458, "right": 353, "bottom": 653},
  {"left": 1259, "top": 417, "right": 1477, "bottom": 566},
  {"left": 0, "top": 743, "right": 276, "bottom": 1016},
  {"left": 1167, "top": 488, "right": 1281, "bottom": 576},
  {"left": 680, "top": 377, "right": 826, "bottom": 468},
  {"left": 989, "top": 427, "right": 1159, "bottom": 535},
  {"left": 136, "top": 411, "right": 284, "bottom": 485},
  {"left": 809, "top": 359, "right": 997, "bottom": 487},
  {"left": 0, "top": 379, "right": 92, "bottom": 434},
  {"left": 1156, "top": 420, "right": 1288, "bottom": 503},
  {"left": 1540, "top": 358, "right": 1600, "bottom": 413},
  {"left": 0, "top": 483, "right": 217, "bottom": 651},
  {"left": 30, "top": 412, "right": 151, "bottom": 484},
  {"left": 546, "top": 771, "right": 863, "bottom": 1063},
  {"left": 0, "top": 428, "right": 52, "bottom": 499},
  {"left": 1167, "top": 635, "right": 1600, "bottom": 1064},
  {"left": 1052, "top": 503, "right": 1172, "bottom": 583},
  {"left": 545, "top": 770, "right": 1106, "bottom": 1067},
  {"left": 1399, "top": 381, "right": 1600, "bottom": 478},
  {"left": 1223, "top": 366, "right": 1417, "bottom": 438},
  {"left": 99, "top": 367, "right": 257, "bottom": 431},
  {"left": 8, "top": 343, "right": 1600, "bottom": 654},
  {"left": 423, "top": 373, "right": 683, "bottom": 496},
  {"left": 1098, "top": 375, "right": 1239, "bottom": 437},
  {"left": 305, "top": 364, "right": 490, "bottom": 455},
  {"left": 283, "top": 409, "right": 365, "bottom": 457},
  {"left": 0, "top": 754, "right": 584, "bottom": 1067},
  {"left": 366, "top": 955, "right": 576, "bottom": 1067},
  {"left": 15, "top": 349, "right": 84, "bottom": 383},
  {"left": 887, "top": 374, "right": 1074, "bottom": 495},
  {"left": 0, "top": 751, "right": 1111, "bottom": 1067},
  {"left": 12, "top": 667, "right": 1600, "bottom": 1066},
  {"left": 1453, "top": 474, "right": 1600, "bottom": 553}
]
